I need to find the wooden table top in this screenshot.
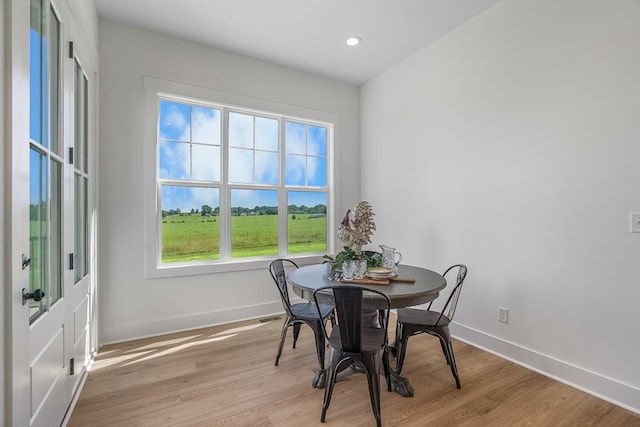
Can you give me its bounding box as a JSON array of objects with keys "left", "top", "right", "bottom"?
[{"left": 288, "top": 263, "right": 446, "bottom": 309}]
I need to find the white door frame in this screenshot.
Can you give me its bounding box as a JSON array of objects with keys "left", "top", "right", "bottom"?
[{"left": 7, "top": 0, "right": 33, "bottom": 424}]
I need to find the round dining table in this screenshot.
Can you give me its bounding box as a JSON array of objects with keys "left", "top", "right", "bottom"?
[
  {"left": 288, "top": 263, "right": 446, "bottom": 308},
  {"left": 287, "top": 263, "right": 447, "bottom": 397}
]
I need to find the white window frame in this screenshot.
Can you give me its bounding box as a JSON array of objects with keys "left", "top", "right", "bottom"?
[{"left": 143, "top": 76, "right": 338, "bottom": 278}]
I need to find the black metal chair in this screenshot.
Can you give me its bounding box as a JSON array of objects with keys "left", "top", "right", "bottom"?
[
  {"left": 269, "top": 259, "right": 335, "bottom": 384},
  {"left": 313, "top": 285, "right": 392, "bottom": 427},
  {"left": 394, "top": 264, "right": 468, "bottom": 388}
]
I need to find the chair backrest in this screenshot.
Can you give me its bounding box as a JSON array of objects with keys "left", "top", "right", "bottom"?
[
  {"left": 428, "top": 264, "right": 468, "bottom": 324},
  {"left": 269, "top": 259, "right": 299, "bottom": 316},
  {"left": 314, "top": 285, "right": 391, "bottom": 354}
]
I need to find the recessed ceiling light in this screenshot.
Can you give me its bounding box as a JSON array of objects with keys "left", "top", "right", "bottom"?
[{"left": 346, "top": 37, "right": 361, "bottom": 47}]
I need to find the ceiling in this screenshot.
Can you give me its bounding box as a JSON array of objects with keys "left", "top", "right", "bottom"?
[{"left": 95, "top": 0, "right": 501, "bottom": 86}]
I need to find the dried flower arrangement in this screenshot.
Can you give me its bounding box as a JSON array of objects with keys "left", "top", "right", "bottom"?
[
  {"left": 323, "top": 201, "right": 379, "bottom": 271},
  {"left": 337, "top": 201, "right": 376, "bottom": 256}
]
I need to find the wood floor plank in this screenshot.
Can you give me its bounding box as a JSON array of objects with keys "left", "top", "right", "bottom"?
[{"left": 68, "top": 316, "right": 640, "bottom": 426}]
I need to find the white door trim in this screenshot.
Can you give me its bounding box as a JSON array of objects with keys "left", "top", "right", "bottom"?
[{"left": 8, "top": 0, "right": 33, "bottom": 424}]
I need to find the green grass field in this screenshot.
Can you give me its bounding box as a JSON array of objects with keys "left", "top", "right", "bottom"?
[{"left": 161, "top": 213, "right": 326, "bottom": 262}]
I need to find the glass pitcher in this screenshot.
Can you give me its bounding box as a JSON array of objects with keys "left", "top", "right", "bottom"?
[{"left": 379, "top": 244, "right": 402, "bottom": 275}]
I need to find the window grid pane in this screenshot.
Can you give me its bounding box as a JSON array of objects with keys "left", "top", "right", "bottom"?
[
  {"left": 228, "top": 111, "right": 279, "bottom": 185},
  {"left": 285, "top": 120, "right": 328, "bottom": 187},
  {"left": 230, "top": 189, "right": 278, "bottom": 258},
  {"left": 161, "top": 185, "right": 220, "bottom": 263},
  {"left": 287, "top": 191, "right": 327, "bottom": 254},
  {"left": 159, "top": 100, "right": 221, "bottom": 181}
]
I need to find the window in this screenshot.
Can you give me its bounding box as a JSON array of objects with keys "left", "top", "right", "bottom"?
[{"left": 150, "top": 86, "right": 333, "bottom": 274}]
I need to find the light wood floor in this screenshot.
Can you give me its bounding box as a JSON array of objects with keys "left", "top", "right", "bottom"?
[{"left": 69, "top": 315, "right": 640, "bottom": 426}]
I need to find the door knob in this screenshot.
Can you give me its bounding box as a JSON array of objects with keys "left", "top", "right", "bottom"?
[{"left": 22, "top": 288, "right": 45, "bottom": 305}]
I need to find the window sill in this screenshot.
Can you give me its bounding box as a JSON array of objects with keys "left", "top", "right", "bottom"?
[{"left": 144, "top": 254, "right": 326, "bottom": 279}]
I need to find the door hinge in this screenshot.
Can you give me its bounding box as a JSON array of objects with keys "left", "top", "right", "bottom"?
[
  {"left": 69, "top": 147, "right": 74, "bottom": 164},
  {"left": 21, "top": 254, "right": 31, "bottom": 270},
  {"left": 69, "top": 41, "right": 74, "bottom": 59},
  {"left": 70, "top": 357, "right": 75, "bottom": 375},
  {"left": 69, "top": 253, "right": 74, "bottom": 270}
]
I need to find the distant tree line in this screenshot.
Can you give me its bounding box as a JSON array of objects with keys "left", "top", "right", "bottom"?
[
  {"left": 29, "top": 203, "right": 47, "bottom": 219},
  {"left": 287, "top": 204, "right": 326, "bottom": 214},
  {"left": 162, "top": 204, "right": 326, "bottom": 218}
]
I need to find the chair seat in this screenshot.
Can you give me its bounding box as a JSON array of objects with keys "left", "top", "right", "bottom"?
[
  {"left": 328, "top": 326, "right": 386, "bottom": 353},
  {"left": 290, "top": 302, "right": 334, "bottom": 321},
  {"left": 397, "top": 308, "right": 451, "bottom": 327}
]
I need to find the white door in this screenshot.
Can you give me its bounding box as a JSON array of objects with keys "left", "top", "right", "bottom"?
[
  {"left": 67, "top": 47, "right": 94, "bottom": 401},
  {"left": 9, "top": 0, "right": 94, "bottom": 425}
]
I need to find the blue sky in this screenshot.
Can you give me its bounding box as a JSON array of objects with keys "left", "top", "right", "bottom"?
[
  {"left": 30, "top": 28, "right": 45, "bottom": 147},
  {"left": 159, "top": 100, "right": 328, "bottom": 212},
  {"left": 29, "top": 26, "right": 47, "bottom": 205}
]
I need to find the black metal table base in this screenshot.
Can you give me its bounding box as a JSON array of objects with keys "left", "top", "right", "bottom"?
[
  {"left": 311, "top": 365, "right": 414, "bottom": 397},
  {"left": 389, "top": 370, "right": 414, "bottom": 397},
  {"left": 312, "top": 369, "right": 326, "bottom": 388}
]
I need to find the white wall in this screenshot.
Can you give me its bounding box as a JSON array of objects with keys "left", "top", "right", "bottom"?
[
  {"left": 98, "top": 19, "right": 361, "bottom": 343},
  {"left": 362, "top": 0, "right": 640, "bottom": 413}
]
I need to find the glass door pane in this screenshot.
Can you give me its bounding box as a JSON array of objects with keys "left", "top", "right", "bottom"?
[
  {"left": 74, "top": 60, "right": 89, "bottom": 282},
  {"left": 28, "top": 0, "right": 62, "bottom": 322},
  {"left": 29, "top": 0, "right": 46, "bottom": 147},
  {"left": 50, "top": 160, "right": 62, "bottom": 304},
  {"left": 74, "top": 173, "right": 87, "bottom": 282},
  {"left": 29, "top": 148, "right": 47, "bottom": 321},
  {"left": 49, "top": 6, "right": 60, "bottom": 154}
]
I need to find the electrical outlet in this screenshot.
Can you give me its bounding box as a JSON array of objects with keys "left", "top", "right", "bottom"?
[
  {"left": 498, "top": 307, "right": 509, "bottom": 324},
  {"left": 631, "top": 213, "right": 640, "bottom": 233}
]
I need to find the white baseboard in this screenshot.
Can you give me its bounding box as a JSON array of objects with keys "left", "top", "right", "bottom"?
[
  {"left": 101, "top": 300, "right": 284, "bottom": 345},
  {"left": 451, "top": 322, "right": 640, "bottom": 415}
]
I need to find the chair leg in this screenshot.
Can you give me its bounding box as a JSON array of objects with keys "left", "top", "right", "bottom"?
[
  {"left": 310, "top": 320, "right": 326, "bottom": 370},
  {"left": 444, "top": 339, "right": 461, "bottom": 389},
  {"left": 389, "top": 317, "right": 401, "bottom": 358},
  {"left": 363, "top": 354, "right": 382, "bottom": 427},
  {"left": 438, "top": 336, "right": 451, "bottom": 365},
  {"left": 321, "top": 349, "right": 341, "bottom": 423},
  {"left": 292, "top": 323, "right": 301, "bottom": 348},
  {"left": 395, "top": 324, "right": 409, "bottom": 375},
  {"left": 382, "top": 346, "right": 392, "bottom": 392},
  {"left": 437, "top": 326, "right": 461, "bottom": 389},
  {"left": 275, "top": 316, "right": 292, "bottom": 366}
]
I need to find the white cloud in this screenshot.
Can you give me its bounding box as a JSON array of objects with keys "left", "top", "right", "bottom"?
[{"left": 192, "top": 107, "right": 220, "bottom": 144}]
